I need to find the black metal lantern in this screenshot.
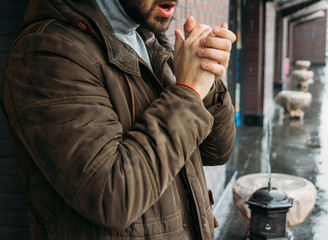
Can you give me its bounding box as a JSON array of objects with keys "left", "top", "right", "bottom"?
[{"left": 245, "top": 187, "right": 293, "bottom": 240}]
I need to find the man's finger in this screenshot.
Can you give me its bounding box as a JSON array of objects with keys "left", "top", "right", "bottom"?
[
  {"left": 212, "top": 27, "right": 236, "bottom": 43},
  {"left": 221, "top": 22, "right": 228, "bottom": 29},
  {"left": 201, "top": 60, "right": 226, "bottom": 80},
  {"left": 184, "top": 16, "right": 196, "bottom": 39},
  {"left": 199, "top": 37, "right": 232, "bottom": 52}
]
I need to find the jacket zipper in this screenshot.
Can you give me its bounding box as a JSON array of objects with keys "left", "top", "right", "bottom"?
[
  {"left": 123, "top": 74, "right": 136, "bottom": 124},
  {"left": 182, "top": 188, "right": 198, "bottom": 240},
  {"left": 180, "top": 169, "right": 204, "bottom": 240},
  {"left": 123, "top": 53, "right": 167, "bottom": 125},
  {"left": 160, "top": 54, "right": 171, "bottom": 82},
  {"left": 138, "top": 58, "right": 164, "bottom": 91}
]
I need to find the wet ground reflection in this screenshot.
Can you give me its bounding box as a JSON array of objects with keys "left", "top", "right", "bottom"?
[
  {"left": 215, "top": 63, "right": 328, "bottom": 240},
  {"left": 310, "top": 64, "right": 328, "bottom": 240}
]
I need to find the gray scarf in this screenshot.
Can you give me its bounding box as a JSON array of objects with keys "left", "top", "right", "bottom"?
[{"left": 96, "top": 0, "right": 152, "bottom": 69}]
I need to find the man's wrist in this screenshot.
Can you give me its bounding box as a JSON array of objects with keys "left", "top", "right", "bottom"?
[{"left": 176, "top": 83, "right": 201, "bottom": 98}]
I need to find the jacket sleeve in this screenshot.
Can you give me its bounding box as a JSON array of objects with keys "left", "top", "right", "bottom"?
[
  {"left": 200, "top": 79, "right": 236, "bottom": 166},
  {"left": 2, "top": 31, "right": 214, "bottom": 230}
]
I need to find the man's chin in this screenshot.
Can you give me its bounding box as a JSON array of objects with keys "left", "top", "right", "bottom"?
[{"left": 143, "top": 18, "right": 172, "bottom": 34}]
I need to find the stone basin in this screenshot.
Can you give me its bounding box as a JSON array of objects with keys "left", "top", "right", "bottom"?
[
  {"left": 233, "top": 173, "right": 317, "bottom": 228},
  {"left": 292, "top": 69, "right": 314, "bottom": 82},
  {"left": 295, "top": 60, "right": 311, "bottom": 70},
  {"left": 292, "top": 69, "right": 314, "bottom": 89},
  {"left": 276, "top": 90, "right": 312, "bottom": 118}
]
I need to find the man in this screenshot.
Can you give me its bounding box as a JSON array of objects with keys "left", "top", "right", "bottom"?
[{"left": 1, "top": 0, "right": 236, "bottom": 239}]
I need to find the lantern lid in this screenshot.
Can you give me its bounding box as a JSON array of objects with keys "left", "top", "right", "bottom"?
[{"left": 245, "top": 187, "right": 293, "bottom": 209}]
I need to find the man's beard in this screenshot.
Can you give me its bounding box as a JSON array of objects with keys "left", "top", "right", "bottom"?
[{"left": 118, "top": 0, "right": 174, "bottom": 33}]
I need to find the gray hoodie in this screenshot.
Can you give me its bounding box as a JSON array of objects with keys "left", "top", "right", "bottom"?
[{"left": 96, "top": 0, "right": 152, "bottom": 69}]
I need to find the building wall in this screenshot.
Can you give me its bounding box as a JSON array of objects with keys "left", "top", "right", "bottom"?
[
  {"left": 0, "top": 1, "right": 29, "bottom": 239},
  {"left": 291, "top": 13, "right": 327, "bottom": 64}
]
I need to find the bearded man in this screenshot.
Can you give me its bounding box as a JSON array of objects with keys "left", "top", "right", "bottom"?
[{"left": 1, "top": 0, "right": 236, "bottom": 239}]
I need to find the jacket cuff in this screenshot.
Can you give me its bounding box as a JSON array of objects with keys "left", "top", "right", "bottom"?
[{"left": 203, "top": 79, "right": 227, "bottom": 109}]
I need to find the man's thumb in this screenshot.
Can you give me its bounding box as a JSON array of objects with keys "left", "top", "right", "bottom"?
[{"left": 174, "top": 29, "right": 184, "bottom": 55}]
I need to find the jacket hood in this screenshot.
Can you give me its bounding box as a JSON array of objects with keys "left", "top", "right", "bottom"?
[
  {"left": 23, "top": 0, "right": 110, "bottom": 31},
  {"left": 22, "top": 0, "right": 174, "bottom": 76},
  {"left": 22, "top": 0, "right": 173, "bottom": 45}
]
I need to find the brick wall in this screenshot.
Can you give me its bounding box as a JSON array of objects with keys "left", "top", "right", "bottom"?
[
  {"left": 0, "top": 1, "right": 29, "bottom": 239},
  {"left": 167, "top": 0, "right": 230, "bottom": 43}
]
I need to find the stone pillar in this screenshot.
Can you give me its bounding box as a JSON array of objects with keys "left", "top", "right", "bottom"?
[{"left": 243, "top": 0, "right": 265, "bottom": 126}]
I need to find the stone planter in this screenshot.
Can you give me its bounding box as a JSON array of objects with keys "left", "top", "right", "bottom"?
[
  {"left": 233, "top": 173, "right": 317, "bottom": 229},
  {"left": 276, "top": 90, "right": 312, "bottom": 118},
  {"left": 295, "top": 60, "right": 311, "bottom": 70},
  {"left": 292, "top": 69, "right": 314, "bottom": 89}
]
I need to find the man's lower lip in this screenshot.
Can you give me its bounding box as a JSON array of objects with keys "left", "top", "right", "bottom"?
[{"left": 157, "top": 5, "right": 175, "bottom": 18}]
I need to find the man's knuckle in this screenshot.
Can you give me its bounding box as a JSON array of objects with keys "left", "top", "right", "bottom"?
[
  {"left": 218, "top": 39, "right": 229, "bottom": 50},
  {"left": 222, "top": 51, "right": 229, "bottom": 60},
  {"left": 195, "top": 24, "right": 204, "bottom": 30}
]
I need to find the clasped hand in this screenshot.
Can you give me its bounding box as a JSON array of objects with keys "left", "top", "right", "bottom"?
[{"left": 174, "top": 16, "right": 236, "bottom": 99}]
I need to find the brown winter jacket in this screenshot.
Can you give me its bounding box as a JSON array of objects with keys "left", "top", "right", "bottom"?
[{"left": 1, "top": 0, "right": 236, "bottom": 239}]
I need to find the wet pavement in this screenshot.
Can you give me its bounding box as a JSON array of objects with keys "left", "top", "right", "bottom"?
[{"left": 213, "top": 63, "right": 328, "bottom": 240}]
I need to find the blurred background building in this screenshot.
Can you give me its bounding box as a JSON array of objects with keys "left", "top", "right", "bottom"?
[{"left": 0, "top": 0, "right": 327, "bottom": 239}]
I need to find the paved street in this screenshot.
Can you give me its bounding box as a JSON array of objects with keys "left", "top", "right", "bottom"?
[{"left": 214, "top": 63, "right": 328, "bottom": 240}]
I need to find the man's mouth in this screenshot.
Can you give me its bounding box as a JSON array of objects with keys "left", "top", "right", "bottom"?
[{"left": 157, "top": 3, "right": 176, "bottom": 18}]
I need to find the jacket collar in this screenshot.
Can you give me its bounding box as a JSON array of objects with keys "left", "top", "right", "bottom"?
[
  {"left": 73, "top": 0, "right": 174, "bottom": 77},
  {"left": 69, "top": 0, "right": 143, "bottom": 75}
]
